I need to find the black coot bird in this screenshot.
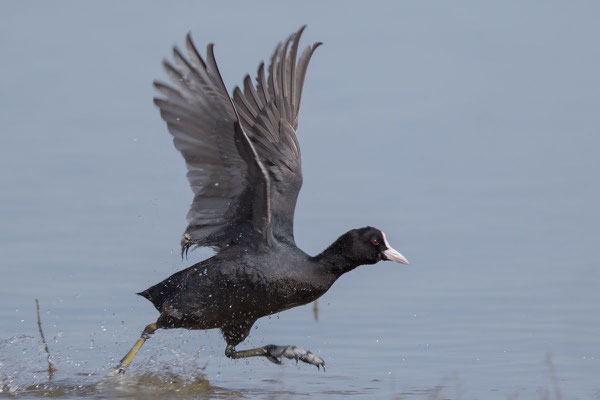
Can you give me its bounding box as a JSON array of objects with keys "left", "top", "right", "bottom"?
[{"left": 114, "top": 26, "right": 408, "bottom": 374}]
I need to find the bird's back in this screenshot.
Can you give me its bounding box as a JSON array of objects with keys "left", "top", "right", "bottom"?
[{"left": 138, "top": 242, "right": 332, "bottom": 330}]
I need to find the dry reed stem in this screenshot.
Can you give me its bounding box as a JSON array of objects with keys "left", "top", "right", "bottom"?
[{"left": 35, "top": 298, "right": 56, "bottom": 378}]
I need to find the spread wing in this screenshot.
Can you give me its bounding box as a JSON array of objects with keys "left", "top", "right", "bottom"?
[
  {"left": 154, "top": 35, "right": 271, "bottom": 254},
  {"left": 233, "top": 26, "right": 321, "bottom": 243},
  {"left": 154, "top": 27, "right": 320, "bottom": 254}
]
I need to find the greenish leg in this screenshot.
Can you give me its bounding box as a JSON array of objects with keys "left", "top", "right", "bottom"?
[
  {"left": 225, "top": 344, "right": 325, "bottom": 370},
  {"left": 225, "top": 344, "right": 267, "bottom": 359},
  {"left": 111, "top": 323, "right": 157, "bottom": 375}
]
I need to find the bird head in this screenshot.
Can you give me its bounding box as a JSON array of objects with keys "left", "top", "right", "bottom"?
[{"left": 345, "top": 226, "right": 409, "bottom": 266}]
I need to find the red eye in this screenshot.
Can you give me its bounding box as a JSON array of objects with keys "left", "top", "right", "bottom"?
[{"left": 371, "top": 239, "right": 379, "bottom": 246}]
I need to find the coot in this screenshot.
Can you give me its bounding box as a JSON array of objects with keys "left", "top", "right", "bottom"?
[{"left": 114, "top": 26, "right": 408, "bottom": 374}]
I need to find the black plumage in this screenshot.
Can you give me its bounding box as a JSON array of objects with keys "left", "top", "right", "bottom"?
[{"left": 113, "top": 26, "right": 408, "bottom": 374}]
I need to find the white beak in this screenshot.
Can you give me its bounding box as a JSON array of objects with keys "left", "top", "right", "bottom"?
[
  {"left": 382, "top": 232, "right": 409, "bottom": 264},
  {"left": 382, "top": 247, "right": 409, "bottom": 264}
]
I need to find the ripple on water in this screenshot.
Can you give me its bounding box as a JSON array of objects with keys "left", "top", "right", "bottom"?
[{"left": 0, "top": 334, "right": 244, "bottom": 399}]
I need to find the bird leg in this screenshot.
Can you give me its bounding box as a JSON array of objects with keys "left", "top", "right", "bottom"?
[
  {"left": 225, "top": 344, "right": 325, "bottom": 370},
  {"left": 110, "top": 322, "right": 157, "bottom": 375}
]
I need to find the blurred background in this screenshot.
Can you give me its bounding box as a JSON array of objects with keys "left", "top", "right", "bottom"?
[{"left": 1, "top": 1, "right": 599, "bottom": 398}]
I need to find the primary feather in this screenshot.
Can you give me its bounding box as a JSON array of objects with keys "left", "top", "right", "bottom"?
[{"left": 153, "top": 26, "right": 321, "bottom": 254}]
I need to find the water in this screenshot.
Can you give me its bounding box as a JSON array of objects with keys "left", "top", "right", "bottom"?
[{"left": 1, "top": 1, "right": 599, "bottom": 398}]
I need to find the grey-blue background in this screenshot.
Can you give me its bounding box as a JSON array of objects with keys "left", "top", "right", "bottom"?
[{"left": 1, "top": 1, "right": 599, "bottom": 398}]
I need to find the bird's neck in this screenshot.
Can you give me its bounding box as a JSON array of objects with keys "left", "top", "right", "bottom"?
[{"left": 311, "top": 238, "right": 361, "bottom": 276}]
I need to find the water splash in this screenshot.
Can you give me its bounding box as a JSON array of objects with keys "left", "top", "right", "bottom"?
[{"left": 0, "top": 334, "right": 242, "bottom": 398}]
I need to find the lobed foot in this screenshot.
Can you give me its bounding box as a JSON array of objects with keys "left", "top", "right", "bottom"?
[{"left": 264, "top": 345, "right": 325, "bottom": 370}]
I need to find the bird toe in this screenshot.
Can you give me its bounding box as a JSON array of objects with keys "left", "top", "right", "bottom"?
[{"left": 265, "top": 345, "right": 325, "bottom": 370}]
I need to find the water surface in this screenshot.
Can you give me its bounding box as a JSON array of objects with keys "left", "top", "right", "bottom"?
[{"left": 1, "top": 2, "right": 599, "bottom": 399}]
